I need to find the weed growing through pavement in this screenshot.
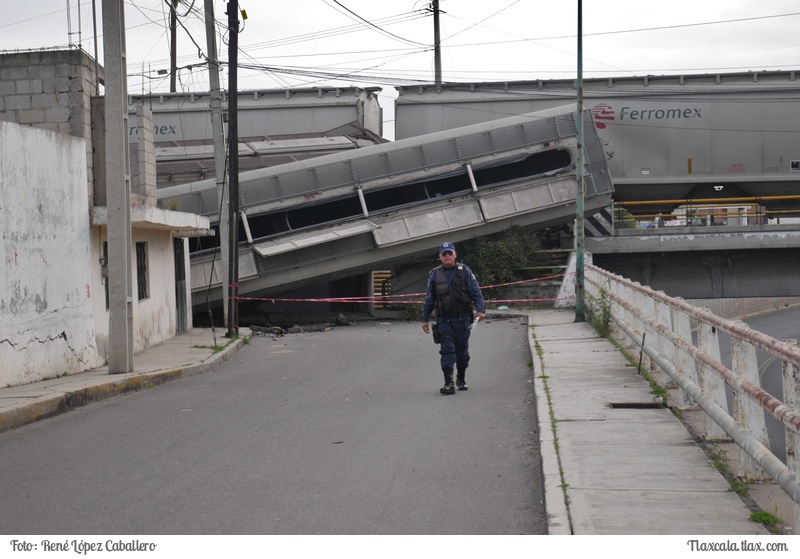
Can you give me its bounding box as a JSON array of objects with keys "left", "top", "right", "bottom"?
[
  {"left": 530, "top": 326, "right": 570, "bottom": 507},
  {"left": 193, "top": 344, "right": 225, "bottom": 353},
  {"left": 709, "top": 446, "right": 751, "bottom": 496},
  {"left": 585, "top": 287, "right": 612, "bottom": 338},
  {"left": 749, "top": 510, "right": 783, "bottom": 528}
]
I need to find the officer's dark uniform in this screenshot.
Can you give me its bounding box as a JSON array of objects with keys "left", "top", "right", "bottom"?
[{"left": 421, "top": 247, "right": 486, "bottom": 394}]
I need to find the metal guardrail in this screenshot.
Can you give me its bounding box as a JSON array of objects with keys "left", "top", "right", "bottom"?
[
  {"left": 585, "top": 263, "right": 800, "bottom": 521},
  {"left": 615, "top": 195, "right": 800, "bottom": 228}
]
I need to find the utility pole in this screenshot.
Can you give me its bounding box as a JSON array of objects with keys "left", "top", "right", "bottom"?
[
  {"left": 226, "top": 1, "right": 240, "bottom": 338},
  {"left": 103, "top": 0, "right": 134, "bottom": 372},
  {"left": 432, "top": 0, "right": 442, "bottom": 86},
  {"left": 575, "top": 0, "right": 586, "bottom": 323},
  {"left": 203, "top": 0, "right": 230, "bottom": 329},
  {"left": 169, "top": 0, "right": 178, "bottom": 92}
]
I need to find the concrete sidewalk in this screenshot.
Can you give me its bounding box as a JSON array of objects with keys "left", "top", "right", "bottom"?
[
  {"left": 528, "top": 309, "right": 786, "bottom": 535},
  {"left": 0, "top": 328, "right": 245, "bottom": 434}
]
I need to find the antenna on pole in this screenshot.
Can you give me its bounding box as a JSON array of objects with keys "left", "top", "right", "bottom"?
[{"left": 66, "top": 1, "right": 73, "bottom": 47}]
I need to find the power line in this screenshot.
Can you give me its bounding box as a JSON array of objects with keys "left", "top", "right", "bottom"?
[
  {"left": 442, "top": 0, "right": 520, "bottom": 42},
  {"left": 443, "top": 11, "right": 800, "bottom": 47},
  {"left": 323, "top": 0, "right": 429, "bottom": 48},
  {"left": 241, "top": 12, "right": 426, "bottom": 50}
]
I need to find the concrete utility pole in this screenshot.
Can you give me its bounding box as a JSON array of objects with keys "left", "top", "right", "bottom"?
[
  {"left": 204, "top": 0, "right": 230, "bottom": 328},
  {"left": 432, "top": 0, "right": 442, "bottom": 86},
  {"left": 575, "top": 0, "right": 586, "bottom": 323},
  {"left": 103, "top": 0, "right": 135, "bottom": 372},
  {"left": 226, "top": 0, "right": 240, "bottom": 338},
  {"left": 169, "top": 0, "right": 179, "bottom": 92}
]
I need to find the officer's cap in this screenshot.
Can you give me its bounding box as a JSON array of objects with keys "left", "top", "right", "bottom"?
[{"left": 439, "top": 241, "right": 456, "bottom": 254}]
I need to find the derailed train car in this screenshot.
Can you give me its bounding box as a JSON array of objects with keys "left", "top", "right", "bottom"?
[{"left": 157, "top": 105, "right": 613, "bottom": 310}]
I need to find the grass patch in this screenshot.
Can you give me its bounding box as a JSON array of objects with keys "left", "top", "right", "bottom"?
[
  {"left": 709, "top": 448, "right": 730, "bottom": 474},
  {"left": 749, "top": 510, "right": 783, "bottom": 527},
  {"left": 194, "top": 333, "right": 248, "bottom": 353},
  {"left": 709, "top": 446, "right": 750, "bottom": 496},
  {"left": 729, "top": 478, "right": 750, "bottom": 496},
  {"left": 193, "top": 344, "right": 226, "bottom": 353}
]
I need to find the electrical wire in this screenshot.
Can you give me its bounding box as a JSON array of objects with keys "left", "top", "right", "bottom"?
[
  {"left": 237, "top": 11, "right": 427, "bottom": 51},
  {"left": 13, "top": 2, "right": 796, "bottom": 99},
  {"left": 323, "top": 0, "right": 430, "bottom": 48},
  {"left": 442, "top": 0, "right": 521, "bottom": 42}
]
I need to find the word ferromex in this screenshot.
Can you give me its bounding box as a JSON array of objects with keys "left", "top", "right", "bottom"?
[
  {"left": 10, "top": 539, "right": 157, "bottom": 553},
  {"left": 687, "top": 539, "right": 789, "bottom": 552}
]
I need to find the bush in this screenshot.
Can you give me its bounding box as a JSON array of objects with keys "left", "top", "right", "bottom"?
[
  {"left": 460, "top": 227, "right": 545, "bottom": 286},
  {"left": 615, "top": 207, "right": 638, "bottom": 229},
  {"left": 401, "top": 304, "right": 423, "bottom": 322},
  {"left": 586, "top": 287, "right": 612, "bottom": 337}
]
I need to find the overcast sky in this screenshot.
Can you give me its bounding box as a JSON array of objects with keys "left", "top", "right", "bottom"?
[{"left": 3, "top": 1, "right": 800, "bottom": 137}]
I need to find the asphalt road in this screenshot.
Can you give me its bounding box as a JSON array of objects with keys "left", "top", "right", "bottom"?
[
  {"left": 718, "top": 305, "right": 800, "bottom": 464},
  {"left": 0, "top": 317, "right": 545, "bottom": 535}
]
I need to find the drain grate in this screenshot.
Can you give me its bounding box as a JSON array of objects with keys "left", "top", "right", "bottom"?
[{"left": 609, "top": 402, "right": 665, "bottom": 409}]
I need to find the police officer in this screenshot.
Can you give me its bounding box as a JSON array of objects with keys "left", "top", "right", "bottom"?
[{"left": 421, "top": 241, "right": 486, "bottom": 395}]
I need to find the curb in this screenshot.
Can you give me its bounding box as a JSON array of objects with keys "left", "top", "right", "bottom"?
[
  {"left": 525, "top": 312, "right": 573, "bottom": 535},
  {"left": 492, "top": 310, "right": 573, "bottom": 533},
  {"left": 0, "top": 337, "right": 244, "bottom": 434}
]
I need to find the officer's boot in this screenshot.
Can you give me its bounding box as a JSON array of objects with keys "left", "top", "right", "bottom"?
[
  {"left": 456, "top": 368, "right": 468, "bottom": 391},
  {"left": 440, "top": 369, "right": 455, "bottom": 395}
]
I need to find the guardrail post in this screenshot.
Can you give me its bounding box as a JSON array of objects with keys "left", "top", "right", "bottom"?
[
  {"left": 731, "top": 320, "right": 770, "bottom": 480},
  {"left": 612, "top": 277, "right": 633, "bottom": 348},
  {"left": 612, "top": 278, "right": 635, "bottom": 350},
  {"left": 627, "top": 282, "right": 642, "bottom": 350},
  {"left": 783, "top": 339, "right": 800, "bottom": 529},
  {"left": 584, "top": 265, "right": 598, "bottom": 313},
  {"left": 697, "top": 315, "right": 730, "bottom": 441},
  {"left": 653, "top": 294, "right": 674, "bottom": 388},
  {"left": 640, "top": 292, "right": 659, "bottom": 378},
  {"left": 672, "top": 299, "right": 698, "bottom": 409}
]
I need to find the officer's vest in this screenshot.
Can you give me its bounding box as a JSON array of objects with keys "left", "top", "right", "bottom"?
[{"left": 434, "top": 264, "right": 472, "bottom": 318}]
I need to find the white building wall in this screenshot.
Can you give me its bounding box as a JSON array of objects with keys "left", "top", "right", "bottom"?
[
  {"left": 0, "top": 121, "right": 102, "bottom": 385},
  {"left": 91, "top": 227, "right": 181, "bottom": 360},
  {"left": 132, "top": 228, "right": 177, "bottom": 350}
]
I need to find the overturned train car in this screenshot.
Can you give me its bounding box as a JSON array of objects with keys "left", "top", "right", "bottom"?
[{"left": 157, "top": 105, "right": 613, "bottom": 312}]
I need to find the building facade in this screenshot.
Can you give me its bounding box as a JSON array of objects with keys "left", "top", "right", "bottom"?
[{"left": 0, "top": 49, "right": 210, "bottom": 386}]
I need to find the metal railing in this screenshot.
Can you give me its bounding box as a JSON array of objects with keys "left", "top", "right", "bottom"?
[
  {"left": 585, "top": 263, "right": 800, "bottom": 521},
  {"left": 614, "top": 195, "right": 800, "bottom": 229}
]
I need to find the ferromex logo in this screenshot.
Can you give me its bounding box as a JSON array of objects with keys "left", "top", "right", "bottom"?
[
  {"left": 590, "top": 103, "right": 615, "bottom": 129},
  {"left": 590, "top": 103, "right": 703, "bottom": 129}
]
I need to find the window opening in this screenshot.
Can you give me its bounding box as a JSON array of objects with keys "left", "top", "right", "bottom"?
[{"left": 136, "top": 242, "right": 149, "bottom": 300}]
